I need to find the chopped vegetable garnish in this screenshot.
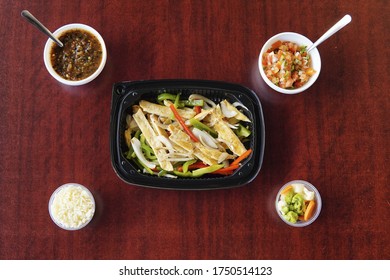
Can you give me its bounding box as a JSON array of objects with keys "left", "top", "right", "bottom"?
[{"left": 277, "top": 183, "right": 317, "bottom": 224}]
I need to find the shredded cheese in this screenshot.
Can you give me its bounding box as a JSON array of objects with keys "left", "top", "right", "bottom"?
[{"left": 50, "top": 184, "right": 95, "bottom": 229}]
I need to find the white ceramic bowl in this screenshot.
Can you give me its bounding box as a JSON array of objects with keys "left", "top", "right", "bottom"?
[
  {"left": 43, "top": 23, "right": 107, "bottom": 86},
  {"left": 275, "top": 180, "right": 322, "bottom": 227},
  {"left": 49, "top": 183, "right": 95, "bottom": 230},
  {"left": 259, "top": 32, "right": 321, "bottom": 94}
]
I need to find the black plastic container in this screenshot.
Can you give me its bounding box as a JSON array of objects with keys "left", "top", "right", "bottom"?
[{"left": 110, "top": 80, "right": 265, "bottom": 190}]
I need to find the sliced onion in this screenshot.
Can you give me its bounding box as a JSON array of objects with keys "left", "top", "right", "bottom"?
[
  {"left": 217, "top": 152, "right": 229, "bottom": 163},
  {"left": 131, "top": 137, "right": 156, "bottom": 169},
  {"left": 203, "top": 103, "right": 211, "bottom": 110},
  {"left": 220, "top": 101, "right": 237, "bottom": 118},
  {"left": 192, "top": 128, "right": 218, "bottom": 149},
  {"left": 226, "top": 122, "right": 239, "bottom": 129},
  {"left": 189, "top": 94, "right": 216, "bottom": 107},
  {"left": 156, "top": 135, "right": 173, "bottom": 150},
  {"left": 163, "top": 99, "right": 173, "bottom": 106},
  {"left": 163, "top": 174, "right": 178, "bottom": 178},
  {"left": 232, "top": 102, "right": 249, "bottom": 111},
  {"left": 143, "top": 169, "right": 156, "bottom": 174}
]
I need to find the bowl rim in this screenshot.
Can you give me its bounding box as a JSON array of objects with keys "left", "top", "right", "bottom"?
[
  {"left": 43, "top": 23, "right": 107, "bottom": 86},
  {"left": 258, "top": 32, "right": 321, "bottom": 94},
  {"left": 48, "top": 183, "right": 95, "bottom": 230},
  {"left": 275, "top": 179, "right": 322, "bottom": 227}
]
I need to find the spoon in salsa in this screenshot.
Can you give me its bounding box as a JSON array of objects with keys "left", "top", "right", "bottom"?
[
  {"left": 307, "top": 14, "right": 352, "bottom": 53},
  {"left": 21, "top": 10, "right": 63, "bottom": 47}
]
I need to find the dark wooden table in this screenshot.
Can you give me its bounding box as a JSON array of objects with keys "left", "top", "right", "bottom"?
[{"left": 0, "top": 0, "right": 388, "bottom": 260}]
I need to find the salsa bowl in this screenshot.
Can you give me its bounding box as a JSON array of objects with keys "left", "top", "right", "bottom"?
[
  {"left": 259, "top": 32, "right": 321, "bottom": 94},
  {"left": 43, "top": 23, "right": 107, "bottom": 86}
]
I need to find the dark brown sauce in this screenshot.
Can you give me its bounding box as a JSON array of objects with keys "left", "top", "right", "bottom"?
[{"left": 50, "top": 29, "right": 102, "bottom": 81}]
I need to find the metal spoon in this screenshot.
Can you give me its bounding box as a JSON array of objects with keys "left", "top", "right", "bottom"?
[
  {"left": 21, "top": 10, "right": 63, "bottom": 47},
  {"left": 307, "top": 14, "right": 352, "bottom": 52}
]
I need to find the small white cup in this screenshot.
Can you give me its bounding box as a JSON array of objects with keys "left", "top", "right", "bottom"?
[
  {"left": 43, "top": 23, "right": 107, "bottom": 86},
  {"left": 49, "top": 183, "right": 95, "bottom": 230},
  {"left": 259, "top": 32, "right": 321, "bottom": 94}
]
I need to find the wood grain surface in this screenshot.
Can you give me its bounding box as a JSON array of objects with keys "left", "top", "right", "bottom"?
[{"left": 0, "top": 0, "right": 388, "bottom": 260}]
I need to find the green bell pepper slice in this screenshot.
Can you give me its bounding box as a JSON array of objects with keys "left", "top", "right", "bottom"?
[
  {"left": 182, "top": 99, "right": 204, "bottom": 107},
  {"left": 173, "top": 171, "right": 194, "bottom": 177},
  {"left": 192, "top": 164, "right": 224, "bottom": 177},
  {"left": 157, "top": 93, "right": 177, "bottom": 102},
  {"left": 182, "top": 159, "right": 197, "bottom": 173},
  {"left": 135, "top": 158, "right": 154, "bottom": 175},
  {"left": 235, "top": 124, "right": 251, "bottom": 138},
  {"left": 140, "top": 134, "right": 157, "bottom": 160},
  {"left": 174, "top": 93, "right": 181, "bottom": 108},
  {"left": 189, "top": 118, "right": 218, "bottom": 138},
  {"left": 156, "top": 93, "right": 204, "bottom": 108}
]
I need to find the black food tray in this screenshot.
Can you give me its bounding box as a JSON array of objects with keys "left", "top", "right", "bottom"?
[{"left": 110, "top": 80, "right": 265, "bottom": 190}]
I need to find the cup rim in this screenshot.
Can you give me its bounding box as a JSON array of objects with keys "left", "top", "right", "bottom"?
[
  {"left": 275, "top": 179, "right": 322, "bottom": 227},
  {"left": 258, "top": 32, "right": 321, "bottom": 94},
  {"left": 43, "top": 23, "right": 107, "bottom": 86},
  {"left": 48, "top": 183, "right": 95, "bottom": 230}
]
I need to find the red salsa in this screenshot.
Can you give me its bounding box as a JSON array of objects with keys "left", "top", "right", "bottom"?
[
  {"left": 262, "top": 40, "right": 316, "bottom": 89},
  {"left": 50, "top": 29, "right": 102, "bottom": 81}
]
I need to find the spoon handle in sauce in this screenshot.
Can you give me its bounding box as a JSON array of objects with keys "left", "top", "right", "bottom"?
[
  {"left": 21, "top": 10, "right": 64, "bottom": 47},
  {"left": 307, "top": 14, "right": 352, "bottom": 52}
]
